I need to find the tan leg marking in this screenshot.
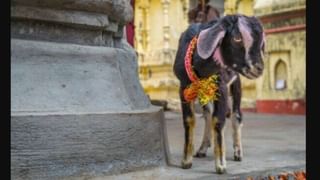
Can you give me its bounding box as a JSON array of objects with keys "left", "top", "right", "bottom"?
[
  {"left": 181, "top": 102, "right": 195, "bottom": 169},
  {"left": 231, "top": 113, "right": 243, "bottom": 161},
  {"left": 182, "top": 116, "right": 195, "bottom": 168},
  {"left": 195, "top": 106, "right": 212, "bottom": 157},
  {"left": 212, "top": 117, "right": 226, "bottom": 174}
]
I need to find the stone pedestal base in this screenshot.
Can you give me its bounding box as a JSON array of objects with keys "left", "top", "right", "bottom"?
[
  {"left": 11, "top": 39, "right": 168, "bottom": 179},
  {"left": 11, "top": 107, "right": 166, "bottom": 179}
]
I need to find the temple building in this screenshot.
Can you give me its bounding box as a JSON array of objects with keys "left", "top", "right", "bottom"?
[
  {"left": 254, "top": 0, "right": 305, "bottom": 114},
  {"left": 133, "top": 0, "right": 305, "bottom": 114}
]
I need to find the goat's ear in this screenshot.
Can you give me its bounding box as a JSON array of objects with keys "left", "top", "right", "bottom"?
[
  {"left": 261, "top": 32, "right": 266, "bottom": 52},
  {"left": 197, "top": 24, "right": 226, "bottom": 59}
]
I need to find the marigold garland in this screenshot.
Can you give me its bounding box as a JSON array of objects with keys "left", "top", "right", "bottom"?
[
  {"left": 183, "top": 36, "right": 219, "bottom": 106},
  {"left": 184, "top": 75, "right": 219, "bottom": 105}
]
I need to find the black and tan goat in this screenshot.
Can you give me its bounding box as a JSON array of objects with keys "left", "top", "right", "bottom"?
[{"left": 173, "top": 14, "right": 265, "bottom": 174}]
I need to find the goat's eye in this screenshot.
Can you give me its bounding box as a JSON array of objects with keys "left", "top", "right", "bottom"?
[{"left": 233, "top": 36, "right": 242, "bottom": 43}]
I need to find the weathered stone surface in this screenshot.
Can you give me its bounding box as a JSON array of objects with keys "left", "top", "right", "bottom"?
[
  {"left": 81, "top": 112, "right": 306, "bottom": 179},
  {"left": 11, "top": 39, "right": 150, "bottom": 113},
  {"left": 11, "top": 6, "right": 111, "bottom": 30},
  {"left": 11, "top": 0, "right": 167, "bottom": 179},
  {"left": 11, "top": 0, "right": 133, "bottom": 46},
  {"left": 11, "top": 107, "right": 165, "bottom": 180},
  {"left": 12, "top": 0, "right": 133, "bottom": 24}
]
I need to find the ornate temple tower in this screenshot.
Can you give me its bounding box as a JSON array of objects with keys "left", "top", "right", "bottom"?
[{"left": 134, "top": 0, "right": 189, "bottom": 110}]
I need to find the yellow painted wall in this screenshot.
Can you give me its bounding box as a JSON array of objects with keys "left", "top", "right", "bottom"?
[
  {"left": 255, "top": 0, "right": 306, "bottom": 102},
  {"left": 225, "top": 0, "right": 253, "bottom": 15},
  {"left": 237, "top": 0, "right": 253, "bottom": 15},
  {"left": 256, "top": 30, "right": 306, "bottom": 100}
]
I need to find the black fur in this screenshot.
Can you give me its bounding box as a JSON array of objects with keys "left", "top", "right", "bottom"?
[{"left": 173, "top": 14, "right": 264, "bottom": 173}]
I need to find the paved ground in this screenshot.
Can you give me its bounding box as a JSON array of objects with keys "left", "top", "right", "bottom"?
[{"left": 97, "top": 111, "right": 305, "bottom": 180}]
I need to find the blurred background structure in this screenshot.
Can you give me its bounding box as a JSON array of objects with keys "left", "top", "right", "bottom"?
[{"left": 127, "top": 0, "right": 305, "bottom": 114}]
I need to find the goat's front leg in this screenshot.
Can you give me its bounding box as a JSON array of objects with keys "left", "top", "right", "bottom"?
[
  {"left": 230, "top": 77, "right": 243, "bottom": 161},
  {"left": 231, "top": 110, "right": 243, "bottom": 161},
  {"left": 180, "top": 87, "right": 196, "bottom": 169},
  {"left": 195, "top": 103, "right": 213, "bottom": 157},
  {"left": 212, "top": 82, "right": 227, "bottom": 174}
]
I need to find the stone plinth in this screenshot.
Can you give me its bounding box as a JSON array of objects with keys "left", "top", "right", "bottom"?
[{"left": 11, "top": 0, "right": 168, "bottom": 179}]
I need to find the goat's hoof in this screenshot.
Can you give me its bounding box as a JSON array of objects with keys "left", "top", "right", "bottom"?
[
  {"left": 216, "top": 166, "right": 227, "bottom": 174},
  {"left": 234, "top": 155, "right": 242, "bottom": 161},
  {"left": 181, "top": 161, "right": 192, "bottom": 169},
  {"left": 194, "top": 152, "right": 206, "bottom": 158}
]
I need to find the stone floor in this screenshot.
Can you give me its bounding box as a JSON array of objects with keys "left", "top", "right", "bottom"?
[{"left": 96, "top": 111, "right": 306, "bottom": 180}]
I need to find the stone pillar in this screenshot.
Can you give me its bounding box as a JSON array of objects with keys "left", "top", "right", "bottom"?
[{"left": 11, "top": 0, "right": 168, "bottom": 179}]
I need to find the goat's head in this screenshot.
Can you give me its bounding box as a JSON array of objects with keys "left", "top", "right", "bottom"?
[{"left": 197, "top": 14, "right": 266, "bottom": 79}]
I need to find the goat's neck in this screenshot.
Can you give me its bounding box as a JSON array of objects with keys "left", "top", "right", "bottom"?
[{"left": 192, "top": 51, "right": 223, "bottom": 79}]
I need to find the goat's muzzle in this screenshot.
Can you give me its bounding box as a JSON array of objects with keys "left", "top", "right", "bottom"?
[{"left": 241, "top": 62, "right": 264, "bottom": 79}]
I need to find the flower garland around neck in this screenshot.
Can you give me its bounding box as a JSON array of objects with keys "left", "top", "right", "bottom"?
[{"left": 183, "top": 36, "right": 219, "bottom": 106}]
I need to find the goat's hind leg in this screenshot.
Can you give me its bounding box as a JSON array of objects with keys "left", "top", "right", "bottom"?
[
  {"left": 180, "top": 87, "right": 196, "bottom": 169},
  {"left": 195, "top": 103, "right": 213, "bottom": 158}
]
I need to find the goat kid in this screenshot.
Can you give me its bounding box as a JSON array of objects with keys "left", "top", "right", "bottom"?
[
  {"left": 173, "top": 14, "right": 265, "bottom": 174},
  {"left": 194, "top": 68, "right": 242, "bottom": 160}
]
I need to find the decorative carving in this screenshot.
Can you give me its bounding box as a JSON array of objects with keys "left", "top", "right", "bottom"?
[
  {"left": 136, "top": 1, "right": 150, "bottom": 51},
  {"left": 181, "top": 0, "right": 189, "bottom": 19},
  {"left": 161, "top": 0, "right": 170, "bottom": 51}
]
